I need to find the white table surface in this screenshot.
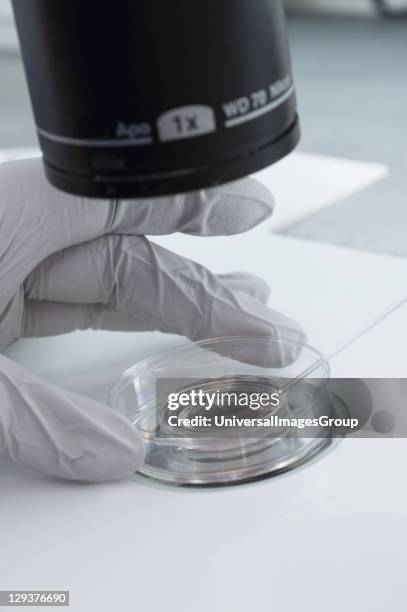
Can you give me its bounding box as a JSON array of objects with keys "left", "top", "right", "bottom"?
[{"left": 1, "top": 221, "right": 407, "bottom": 612}]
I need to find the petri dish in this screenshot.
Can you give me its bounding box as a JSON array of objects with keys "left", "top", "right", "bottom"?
[{"left": 109, "top": 336, "right": 337, "bottom": 487}]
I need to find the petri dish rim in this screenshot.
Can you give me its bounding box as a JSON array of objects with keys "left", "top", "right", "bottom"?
[{"left": 108, "top": 335, "right": 330, "bottom": 408}]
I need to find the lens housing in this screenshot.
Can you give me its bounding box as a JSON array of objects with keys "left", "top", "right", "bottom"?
[{"left": 12, "top": 0, "right": 300, "bottom": 198}]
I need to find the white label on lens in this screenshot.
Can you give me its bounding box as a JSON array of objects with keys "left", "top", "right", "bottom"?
[{"left": 157, "top": 106, "right": 217, "bottom": 142}]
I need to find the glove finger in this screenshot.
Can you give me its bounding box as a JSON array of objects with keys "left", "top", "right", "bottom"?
[
  {"left": 1, "top": 159, "right": 273, "bottom": 270},
  {"left": 218, "top": 272, "right": 271, "bottom": 304},
  {"left": 110, "top": 177, "right": 275, "bottom": 237},
  {"left": 23, "top": 300, "right": 149, "bottom": 336},
  {"left": 25, "top": 246, "right": 271, "bottom": 309},
  {"left": 0, "top": 354, "right": 143, "bottom": 482},
  {"left": 25, "top": 236, "right": 304, "bottom": 367},
  {"left": 23, "top": 269, "right": 271, "bottom": 337}
]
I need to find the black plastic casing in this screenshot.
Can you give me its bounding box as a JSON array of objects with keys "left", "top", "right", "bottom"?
[{"left": 11, "top": 0, "right": 300, "bottom": 199}]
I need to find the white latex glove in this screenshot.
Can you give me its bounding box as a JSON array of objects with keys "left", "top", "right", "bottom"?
[{"left": 0, "top": 158, "right": 304, "bottom": 482}]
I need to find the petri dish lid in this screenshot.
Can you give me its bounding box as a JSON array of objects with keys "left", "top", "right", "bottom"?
[{"left": 109, "top": 336, "right": 337, "bottom": 487}]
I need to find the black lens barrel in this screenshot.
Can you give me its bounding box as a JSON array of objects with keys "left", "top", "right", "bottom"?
[{"left": 12, "top": 0, "right": 300, "bottom": 198}]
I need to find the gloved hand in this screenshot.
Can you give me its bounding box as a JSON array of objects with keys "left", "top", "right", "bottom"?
[{"left": 0, "top": 158, "right": 304, "bottom": 482}]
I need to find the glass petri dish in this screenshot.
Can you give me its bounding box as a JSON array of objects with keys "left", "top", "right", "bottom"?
[{"left": 109, "top": 336, "right": 335, "bottom": 487}]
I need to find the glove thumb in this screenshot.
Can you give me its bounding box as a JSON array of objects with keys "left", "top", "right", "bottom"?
[{"left": 0, "top": 355, "right": 143, "bottom": 481}]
